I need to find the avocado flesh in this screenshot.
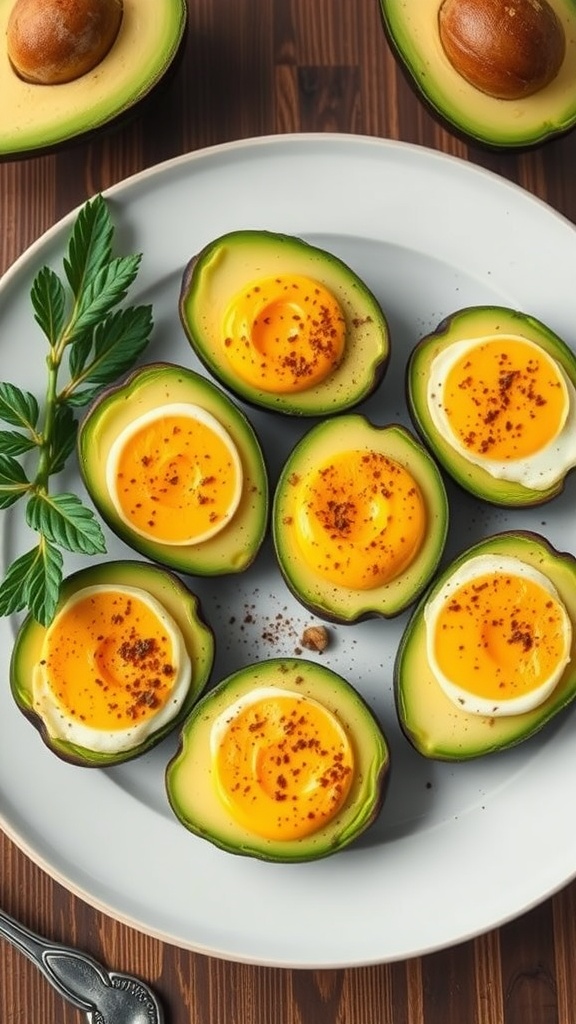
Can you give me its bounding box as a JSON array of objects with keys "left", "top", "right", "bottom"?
[
  {"left": 407, "top": 305, "right": 576, "bottom": 507},
  {"left": 166, "top": 658, "right": 390, "bottom": 862},
  {"left": 179, "top": 230, "right": 390, "bottom": 416},
  {"left": 77, "top": 362, "right": 269, "bottom": 576},
  {"left": 0, "top": 0, "right": 186, "bottom": 157},
  {"left": 273, "top": 416, "right": 449, "bottom": 623},
  {"left": 10, "top": 559, "right": 215, "bottom": 767},
  {"left": 395, "top": 531, "right": 576, "bottom": 760},
  {"left": 379, "top": 0, "right": 576, "bottom": 147}
]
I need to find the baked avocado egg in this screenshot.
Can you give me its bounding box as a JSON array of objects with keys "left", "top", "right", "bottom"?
[
  {"left": 0, "top": 0, "right": 187, "bottom": 157},
  {"left": 395, "top": 531, "right": 576, "bottom": 760},
  {"left": 379, "top": 0, "right": 576, "bottom": 147},
  {"left": 165, "top": 657, "right": 390, "bottom": 862},
  {"left": 10, "top": 559, "right": 215, "bottom": 767},
  {"left": 272, "top": 415, "right": 448, "bottom": 623},
  {"left": 407, "top": 305, "right": 576, "bottom": 507},
  {"left": 77, "top": 363, "right": 269, "bottom": 576},
  {"left": 179, "top": 230, "right": 390, "bottom": 416}
]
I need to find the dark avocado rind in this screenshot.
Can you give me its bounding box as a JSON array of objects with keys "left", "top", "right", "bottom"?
[
  {"left": 0, "top": 0, "right": 187, "bottom": 158},
  {"left": 407, "top": 305, "right": 576, "bottom": 507},
  {"left": 10, "top": 559, "right": 215, "bottom": 768},
  {"left": 179, "top": 230, "right": 390, "bottom": 416},
  {"left": 379, "top": 0, "right": 576, "bottom": 148},
  {"left": 272, "top": 416, "right": 449, "bottom": 623},
  {"left": 166, "top": 657, "right": 390, "bottom": 862},
  {"left": 78, "top": 362, "right": 268, "bottom": 576},
  {"left": 395, "top": 531, "right": 576, "bottom": 761}
]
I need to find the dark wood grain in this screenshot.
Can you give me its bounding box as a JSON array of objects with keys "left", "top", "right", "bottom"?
[{"left": 2, "top": 1, "right": 576, "bottom": 1022}]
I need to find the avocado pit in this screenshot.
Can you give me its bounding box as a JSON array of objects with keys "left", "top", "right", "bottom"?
[
  {"left": 438, "top": 0, "right": 566, "bottom": 99},
  {"left": 6, "top": 0, "right": 123, "bottom": 85}
]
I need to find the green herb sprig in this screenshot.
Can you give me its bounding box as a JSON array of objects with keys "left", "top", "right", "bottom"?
[{"left": 0, "top": 194, "right": 154, "bottom": 627}]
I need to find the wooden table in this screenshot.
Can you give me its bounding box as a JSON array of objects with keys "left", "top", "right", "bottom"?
[{"left": 2, "top": 1, "right": 576, "bottom": 1021}]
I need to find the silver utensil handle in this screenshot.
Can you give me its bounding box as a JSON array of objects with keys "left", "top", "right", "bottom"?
[{"left": 0, "top": 906, "right": 113, "bottom": 1011}]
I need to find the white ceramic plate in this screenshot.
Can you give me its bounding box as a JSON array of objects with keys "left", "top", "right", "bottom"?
[{"left": 1, "top": 134, "right": 576, "bottom": 968}]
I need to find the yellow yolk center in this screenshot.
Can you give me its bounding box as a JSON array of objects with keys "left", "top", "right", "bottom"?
[
  {"left": 40, "top": 587, "right": 179, "bottom": 732},
  {"left": 294, "top": 450, "right": 427, "bottom": 589},
  {"left": 442, "top": 336, "right": 568, "bottom": 460},
  {"left": 212, "top": 690, "right": 354, "bottom": 841},
  {"left": 432, "top": 571, "right": 569, "bottom": 703},
  {"left": 107, "top": 404, "right": 243, "bottom": 545},
  {"left": 222, "top": 274, "right": 346, "bottom": 393}
]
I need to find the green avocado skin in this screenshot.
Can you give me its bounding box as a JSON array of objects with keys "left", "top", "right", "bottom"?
[
  {"left": 395, "top": 531, "right": 576, "bottom": 761},
  {"left": 10, "top": 560, "right": 215, "bottom": 768},
  {"left": 77, "top": 362, "right": 269, "bottom": 576},
  {"left": 378, "top": 0, "right": 576, "bottom": 148},
  {"left": 166, "top": 658, "right": 390, "bottom": 862},
  {"left": 179, "top": 229, "right": 390, "bottom": 416},
  {"left": 273, "top": 415, "right": 449, "bottom": 623},
  {"left": 406, "top": 304, "right": 576, "bottom": 507}
]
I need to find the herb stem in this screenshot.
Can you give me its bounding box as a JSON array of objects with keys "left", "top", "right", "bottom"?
[{"left": 35, "top": 350, "right": 61, "bottom": 489}]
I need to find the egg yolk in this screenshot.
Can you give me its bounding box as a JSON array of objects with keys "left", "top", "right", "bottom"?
[
  {"left": 222, "top": 274, "right": 346, "bottom": 393},
  {"left": 293, "top": 450, "right": 427, "bottom": 589},
  {"left": 432, "top": 571, "right": 569, "bottom": 705},
  {"left": 107, "top": 404, "right": 243, "bottom": 545},
  {"left": 212, "top": 690, "right": 354, "bottom": 841},
  {"left": 39, "top": 587, "right": 180, "bottom": 732},
  {"left": 441, "top": 336, "right": 568, "bottom": 461}
]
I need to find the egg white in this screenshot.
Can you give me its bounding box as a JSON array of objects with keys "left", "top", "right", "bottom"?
[
  {"left": 424, "top": 554, "right": 572, "bottom": 716},
  {"left": 209, "top": 686, "right": 344, "bottom": 756},
  {"left": 427, "top": 335, "right": 576, "bottom": 490},
  {"left": 106, "top": 402, "right": 244, "bottom": 545},
  {"left": 33, "top": 585, "right": 192, "bottom": 754}
]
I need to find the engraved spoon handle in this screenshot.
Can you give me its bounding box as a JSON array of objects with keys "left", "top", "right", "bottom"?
[{"left": 0, "top": 906, "right": 163, "bottom": 1024}]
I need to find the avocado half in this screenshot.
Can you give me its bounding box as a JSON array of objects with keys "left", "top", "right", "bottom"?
[
  {"left": 395, "top": 531, "right": 576, "bottom": 760},
  {"left": 165, "top": 657, "right": 390, "bottom": 862},
  {"left": 10, "top": 559, "right": 215, "bottom": 767},
  {"left": 379, "top": 0, "right": 576, "bottom": 147},
  {"left": 0, "top": 0, "right": 187, "bottom": 157},
  {"left": 272, "top": 415, "right": 449, "bottom": 623},
  {"left": 179, "top": 230, "right": 390, "bottom": 416},
  {"left": 77, "top": 362, "right": 269, "bottom": 576},
  {"left": 406, "top": 304, "right": 576, "bottom": 507}
]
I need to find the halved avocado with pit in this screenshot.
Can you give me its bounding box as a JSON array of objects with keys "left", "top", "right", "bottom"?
[
  {"left": 0, "top": 0, "right": 187, "bottom": 157},
  {"left": 10, "top": 559, "right": 215, "bottom": 767},
  {"left": 179, "top": 230, "right": 390, "bottom": 416},
  {"left": 395, "top": 531, "right": 576, "bottom": 760},
  {"left": 272, "top": 415, "right": 449, "bottom": 623},
  {"left": 406, "top": 305, "right": 576, "bottom": 507},
  {"left": 77, "top": 362, "right": 268, "bottom": 576},
  {"left": 166, "top": 657, "right": 390, "bottom": 862},
  {"left": 379, "top": 0, "right": 576, "bottom": 147}
]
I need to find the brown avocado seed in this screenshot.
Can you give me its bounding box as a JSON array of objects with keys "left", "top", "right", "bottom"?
[
  {"left": 6, "top": 0, "right": 124, "bottom": 85},
  {"left": 438, "top": 0, "right": 566, "bottom": 100}
]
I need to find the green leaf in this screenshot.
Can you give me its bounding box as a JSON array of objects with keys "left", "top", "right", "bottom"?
[
  {"left": 64, "top": 194, "right": 114, "bottom": 298},
  {"left": 25, "top": 538, "right": 64, "bottom": 626},
  {"left": 72, "top": 254, "right": 142, "bottom": 334},
  {"left": 0, "top": 381, "right": 39, "bottom": 430},
  {"left": 0, "top": 541, "right": 63, "bottom": 624},
  {"left": 76, "top": 305, "right": 154, "bottom": 386},
  {"left": 0, "top": 453, "right": 30, "bottom": 508},
  {"left": 48, "top": 405, "right": 78, "bottom": 475},
  {"left": 0, "top": 429, "right": 37, "bottom": 456},
  {"left": 67, "top": 326, "right": 95, "bottom": 380},
  {"left": 61, "top": 384, "right": 109, "bottom": 409},
  {"left": 0, "top": 547, "right": 38, "bottom": 615},
  {"left": 26, "top": 490, "right": 106, "bottom": 555},
  {"left": 25, "top": 536, "right": 63, "bottom": 622},
  {"left": 30, "top": 265, "right": 67, "bottom": 344}
]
